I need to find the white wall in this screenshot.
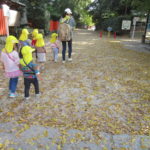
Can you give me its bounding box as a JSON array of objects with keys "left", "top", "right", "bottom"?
[{"left": 9, "top": 10, "right": 21, "bottom": 26}]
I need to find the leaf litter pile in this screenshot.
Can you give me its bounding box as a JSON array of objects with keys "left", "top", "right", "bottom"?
[{"left": 0, "top": 30, "right": 149, "bottom": 143}]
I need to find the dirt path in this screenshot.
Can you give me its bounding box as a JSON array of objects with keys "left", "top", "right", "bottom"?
[{"left": 0, "top": 29, "right": 149, "bottom": 149}]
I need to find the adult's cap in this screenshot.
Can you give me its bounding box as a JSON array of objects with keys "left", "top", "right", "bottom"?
[{"left": 65, "top": 8, "right": 72, "bottom": 14}]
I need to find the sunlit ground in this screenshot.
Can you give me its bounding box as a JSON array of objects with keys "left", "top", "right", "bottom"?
[{"left": 0, "top": 29, "right": 149, "bottom": 149}]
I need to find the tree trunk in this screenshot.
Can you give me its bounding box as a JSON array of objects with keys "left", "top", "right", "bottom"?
[{"left": 124, "top": 2, "right": 128, "bottom": 15}]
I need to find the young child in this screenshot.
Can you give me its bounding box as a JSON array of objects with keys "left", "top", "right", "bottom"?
[
  {"left": 19, "top": 28, "right": 31, "bottom": 47},
  {"left": 35, "top": 33, "right": 46, "bottom": 69},
  {"left": 0, "top": 35, "right": 22, "bottom": 98},
  {"left": 31, "top": 29, "right": 38, "bottom": 46},
  {"left": 19, "top": 28, "right": 31, "bottom": 58},
  {"left": 20, "top": 46, "right": 40, "bottom": 100},
  {"left": 50, "top": 33, "right": 60, "bottom": 62},
  {"left": 31, "top": 29, "right": 39, "bottom": 59}
]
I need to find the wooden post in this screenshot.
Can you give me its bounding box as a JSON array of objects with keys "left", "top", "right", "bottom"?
[
  {"left": 100, "top": 32, "right": 102, "bottom": 38},
  {"left": 108, "top": 31, "right": 110, "bottom": 38},
  {"left": 114, "top": 32, "right": 116, "bottom": 39},
  {"left": 2, "top": 4, "right": 10, "bottom": 36}
]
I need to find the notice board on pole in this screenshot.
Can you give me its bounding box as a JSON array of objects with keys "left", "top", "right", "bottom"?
[{"left": 121, "top": 20, "right": 131, "bottom": 30}]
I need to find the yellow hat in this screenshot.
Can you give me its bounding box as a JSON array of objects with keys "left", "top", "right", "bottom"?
[
  {"left": 32, "top": 29, "right": 38, "bottom": 39},
  {"left": 21, "top": 45, "right": 35, "bottom": 55},
  {"left": 19, "top": 28, "right": 29, "bottom": 41},
  {"left": 35, "top": 33, "right": 45, "bottom": 47},
  {"left": 3, "top": 35, "right": 18, "bottom": 53},
  {"left": 50, "top": 33, "right": 58, "bottom": 43},
  {"left": 20, "top": 46, "right": 35, "bottom": 66}
]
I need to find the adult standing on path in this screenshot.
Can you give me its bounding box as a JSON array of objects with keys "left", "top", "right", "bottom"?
[{"left": 59, "top": 8, "right": 76, "bottom": 63}]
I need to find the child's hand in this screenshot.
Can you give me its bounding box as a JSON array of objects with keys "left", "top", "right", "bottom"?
[
  {"left": 37, "top": 74, "right": 43, "bottom": 80},
  {"left": 1, "top": 64, "right": 5, "bottom": 70}
]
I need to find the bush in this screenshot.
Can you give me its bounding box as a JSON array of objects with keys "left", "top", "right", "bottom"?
[{"left": 101, "top": 16, "right": 132, "bottom": 34}]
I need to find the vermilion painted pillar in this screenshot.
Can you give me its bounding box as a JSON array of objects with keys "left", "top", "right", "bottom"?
[
  {"left": 100, "top": 32, "right": 102, "bottom": 38},
  {"left": 0, "top": 9, "right": 7, "bottom": 35}
]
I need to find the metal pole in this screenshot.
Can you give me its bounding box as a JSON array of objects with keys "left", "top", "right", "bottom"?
[
  {"left": 132, "top": 23, "right": 136, "bottom": 39},
  {"left": 143, "top": 12, "right": 150, "bottom": 43}
]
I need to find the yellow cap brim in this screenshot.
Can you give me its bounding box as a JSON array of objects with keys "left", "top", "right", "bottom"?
[{"left": 30, "top": 48, "right": 35, "bottom": 52}]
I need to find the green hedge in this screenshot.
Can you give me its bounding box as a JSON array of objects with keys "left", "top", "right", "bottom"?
[{"left": 101, "top": 16, "right": 132, "bottom": 34}]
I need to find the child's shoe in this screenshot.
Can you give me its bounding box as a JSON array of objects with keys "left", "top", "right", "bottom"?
[
  {"left": 62, "top": 60, "right": 66, "bottom": 64},
  {"left": 68, "top": 58, "right": 72, "bottom": 61},
  {"left": 36, "top": 93, "right": 41, "bottom": 97},
  {"left": 9, "top": 93, "right": 16, "bottom": 98},
  {"left": 24, "top": 97, "right": 30, "bottom": 100}
]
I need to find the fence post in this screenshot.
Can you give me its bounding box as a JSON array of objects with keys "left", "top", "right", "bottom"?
[
  {"left": 100, "top": 32, "right": 102, "bottom": 38},
  {"left": 114, "top": 32, "right": 116, "bottom": 39}
]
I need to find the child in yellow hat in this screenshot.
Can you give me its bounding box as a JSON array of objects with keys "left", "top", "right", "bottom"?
[
  {"left": 31, "top": 29, "right": 38, "bottom": 46},
  {"left": 19, "top": 28, "right": 31, "bottom": 46},
  {"left": 20, "top": 46, "right": 41, "bottom": 100},
  {"left": 50, "top": 33, "right": 61, "bottom": 62},
  {"left": 19, "top": 28, "right": 31, "bottom": 57},
  {"left": 0, "top": 35, "right": 22, "bottom": 98},
  {"left": 31, "top": 29, "right": 39, "bottom": 59},
  {"left": 35, "top": 33, "right": 46, "bottom": 69}
]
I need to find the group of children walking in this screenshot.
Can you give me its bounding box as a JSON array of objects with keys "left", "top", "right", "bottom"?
[
  {"left": 0, "top": 28, "right": 61, "bottom": 100},
  {"left": 1, "top": 7, "right": 76, "bottom": 100}
]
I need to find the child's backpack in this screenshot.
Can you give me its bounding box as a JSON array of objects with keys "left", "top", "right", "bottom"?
[
  {"left": 19, "top": 47, "right": 23, "bottom": 58},
  {"left": 58, "top": 23, "right": 71, "bottom": 41}
]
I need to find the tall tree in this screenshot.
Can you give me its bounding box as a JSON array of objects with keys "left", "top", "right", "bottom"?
[
  {"left": 20, "top": 0, "right": 51, "bottom": 33},
  {"left": 132, "top": 0, "right": 150, "bottom": 12},
  {"left": 19, "top": 0, "right": 93, "bottom": 30},
  {"left": 88, "top": 0, "right": 150, "bottom": 29}
]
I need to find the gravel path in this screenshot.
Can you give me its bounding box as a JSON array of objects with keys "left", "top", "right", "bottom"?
[{"left": 0, "top": 29, "right": 149, "bottom": 150}]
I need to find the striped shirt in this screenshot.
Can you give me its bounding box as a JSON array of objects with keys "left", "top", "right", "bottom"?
[{"left": 21, "top": 62, "right": 39, "bottom": 78}]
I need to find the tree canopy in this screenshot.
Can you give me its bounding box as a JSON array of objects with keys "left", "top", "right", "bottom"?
[
  {"left": 88, "top": 0, "right": 150, "bottom": 30},
  {"left": 19, "top": 0, "right": 150, "bottom": 32},
  {"left": 19, "top": 0, "right": 93, "bottom": 32}
]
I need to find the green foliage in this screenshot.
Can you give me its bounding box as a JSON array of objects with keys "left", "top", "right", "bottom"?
[
  {"left": 84, "top": 15, "right": 94, "bottom": 26},
  {"left": 47, "top": 0, "right": 75, "bottom": 20},
  {"left": 19, "top": 0, "right": 93, "bottom": 30},
  {"left": 132, "top": 0, "right": 150, "bottom": 12},
  {"left": 101, "top": 15, "right": 132, "bottom": 33},
  {"left": 88, "top": 0, "right": 150, "bottom": 30},
  {"left": 20, "top": 0, "right": 50, "bottom": 34},
  {"left": 19, "top": 0, "right": 150, "bottom": 32},
  {"left": 74, "top": 0, "right": 94, "bottom": 26},
  {"left": 48, "top": 0, "right": 93, "bottom": 26}
]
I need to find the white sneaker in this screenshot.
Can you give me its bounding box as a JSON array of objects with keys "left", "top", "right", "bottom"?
[
  {"left": 54, "top": 60, "right": 58, "bottom": 63},
  {"left": 36, "top": 93, "right": 41, "bottom": 97},
  {"left": 62, "top": 61, "right": 66, "bottom": 64},
  {"left": 68, "top": 58, "right": 72, "bottom": 61},
  {"left": 24, "top": 97, "right": 30, "bottom": 100},
  {"left": 9, "top": 93, "right": 16, "bottom": 98}
]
